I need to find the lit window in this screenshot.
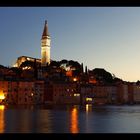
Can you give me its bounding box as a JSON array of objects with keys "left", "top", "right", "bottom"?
[
  {"left": 74, "top": 93, "right": 80, "bottom": 97},
  {"left": 22, "top": 66, "right": 31, "bottom": 70},
  {"left": 73, "top": 78, "right": 77, "bottom": 82},
  {"left": 86, "top": 98, "right": 92, "bottom": 101}
]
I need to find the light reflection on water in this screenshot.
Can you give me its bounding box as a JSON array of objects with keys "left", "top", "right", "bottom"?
[
  {"left": 0, "top": 105, "right": 5, "bottom": 133},
  {"left": 86, "top": 104, "right": 92, "bottom": 113},
  {"left": 70, "top": 106, "right": 79, "bottom": 133},
  {"left": 1, "top": 104, "right": 140, "bottom": 133}
]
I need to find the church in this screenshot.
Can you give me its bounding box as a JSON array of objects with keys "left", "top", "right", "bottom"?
[{"left": 13, "top": 20, "right": 51, "bottom": 68}]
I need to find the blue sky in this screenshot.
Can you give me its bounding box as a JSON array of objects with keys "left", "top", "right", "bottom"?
[{"left": 0, "top": 7, "right": 140, "bottom": 82}]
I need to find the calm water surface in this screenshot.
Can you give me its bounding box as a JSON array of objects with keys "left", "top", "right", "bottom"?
[{"left": 0, "top": 104, "right": 140, "bottom": 133}]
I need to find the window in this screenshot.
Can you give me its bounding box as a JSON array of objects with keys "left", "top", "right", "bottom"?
[
  {"left": 86, "top": 98, "right": 92, "bottom": 101},
  {"left": 74, "top": 93, "right": 80, "bottom": 97}
]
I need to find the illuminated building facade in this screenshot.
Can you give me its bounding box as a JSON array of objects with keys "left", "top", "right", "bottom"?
[
  {"left": 80, "top": 84, "right": 109, "bottom": 105},
  {"left": 45, "top": 81, "right": 80, "bottom": 104},
  {"left": 17, "top": 80, "right": 44, "bottom": 105},
  {"left": 13, "top": 56, "right": 41, "bottom": 68},
  {"left": 41, "top": 20, "right": 51, "bottom": 66},
  {"left": 0, "top": 80, "right": 44, "bottom": 105}
]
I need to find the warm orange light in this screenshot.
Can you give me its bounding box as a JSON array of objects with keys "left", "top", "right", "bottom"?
[
  {"left": 70, "top": 107, "right": 79, "bottom": 133},
  {"left": 0, "top": 91, "right": 5, "bottom": 100},
  {"left": 66, "top": 70, "right": 72, "bottom": 77},
  {"left": 0, "top": 105, "right": 5, "bottom": 133},
  {"left": 22, "top": 66, "right": 32, "bottom": 70},
  {"left": 0, "top": 105, "right": 5, "bottom": 110},
  {"left": 0, "top": 95, "right": 5, "bottom": 100},
  {"left": 73, "top": 78, "right": 77, "bottom": 82},
  {"left": 89, "top": 79, "right": 97, "bottom": 84}
]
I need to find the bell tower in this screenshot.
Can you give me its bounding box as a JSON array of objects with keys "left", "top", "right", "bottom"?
[{"left": 41, "top": 20, "right": 51, "bottom": 66}]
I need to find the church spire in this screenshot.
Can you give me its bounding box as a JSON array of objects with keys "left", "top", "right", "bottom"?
[
  {"left": 42, "top": 20, "right": 50, "bottom": 39},
  {"left": 41, "top": 20, "right": 51, "bottom": 66}
]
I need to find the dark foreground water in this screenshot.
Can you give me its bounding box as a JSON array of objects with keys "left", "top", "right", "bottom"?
[{"left": 0, "top": 104, "right": 140, "bottom": 133}]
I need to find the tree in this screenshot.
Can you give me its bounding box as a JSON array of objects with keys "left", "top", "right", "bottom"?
[
  {"left": 85, "top": 66, "right": 88, "bottom": 75},
  {"left": 50, "top": 61, "right": 60, "bottom": 68},
  {"left": 92, "top": 68, "right": 113, "bottom": 83},
  {"left": 136, "top": 80, "right": 140, "bottom": 85},
  {"left": 59, "top": 59, "right": 68, "bottom": 65},
  {"left": 81, "top": 63, "right": 84, "bottom": 73}
]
